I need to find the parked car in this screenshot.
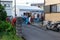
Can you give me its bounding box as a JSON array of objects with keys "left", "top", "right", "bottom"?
[{"left": 46, "top": 21, "right": 60, "bottom": 32}]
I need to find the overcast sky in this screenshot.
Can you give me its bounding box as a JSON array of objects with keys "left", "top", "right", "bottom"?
[{"left": 13, "top": 0, "right": 44, "bottom": 6}]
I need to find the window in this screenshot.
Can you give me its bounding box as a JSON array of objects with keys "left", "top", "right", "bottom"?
[
  {"left": 4, "top": 4, "right": 6, "bottom": 7},
  {"left": 7, "top": 4, "right": 10, "bottom": 7},
  {"left": 45, "top": 6, "right": 50, "bottom": 13},
  {"left": 57, "top": 4, "right": 60, "bottom": 12},
  {"left": 50, "top": 5, "right": 57, "bottom": 13},
  {"left": 4, "top": 4, "right": 10, "bottom": 7},
  {"left": 45, "top": 4, "right": 60, "bottom": 13}
]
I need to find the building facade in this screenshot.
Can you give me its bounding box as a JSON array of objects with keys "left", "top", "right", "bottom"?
[
  {"left": 45, "top": 0, "right": 60, "bottom": 22},
  {"left": 0, "top": 0, "right": 13, "bottom": 17},
  {"left": 31, "top": 3, "right": 44, "bottom": 10}
]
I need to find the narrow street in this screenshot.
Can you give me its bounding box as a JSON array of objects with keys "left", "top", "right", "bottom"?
[{"left": 21, "top": 24, "right": 60, "bottom": 40}]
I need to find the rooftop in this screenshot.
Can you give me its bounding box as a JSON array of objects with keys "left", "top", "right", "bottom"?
[{"left": 1, "top": 0, "right": 12, "bottom": 1}]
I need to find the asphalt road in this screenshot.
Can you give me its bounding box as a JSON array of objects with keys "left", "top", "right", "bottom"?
[{"left": 21, "top": 24, "right": 60, "bottom": 40}]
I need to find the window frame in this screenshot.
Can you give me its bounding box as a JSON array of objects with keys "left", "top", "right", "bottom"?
[
  {"left": 45, "top": 4, "right": 60, "bottom": 13},
  {"left": 50, "top": 4, "right": 57, "bottom": 13}
]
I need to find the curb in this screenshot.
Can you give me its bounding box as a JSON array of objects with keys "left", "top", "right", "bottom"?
[{"left": 31, "top": 24, "right": 46, "bottom": 31}]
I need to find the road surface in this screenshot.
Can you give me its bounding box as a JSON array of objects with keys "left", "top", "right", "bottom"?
[{"left": 21, "top": 24, "right": 60, "bottom": 40}]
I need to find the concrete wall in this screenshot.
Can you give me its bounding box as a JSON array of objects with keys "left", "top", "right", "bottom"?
[
  {"left": 1, "top": 0, "right": 13, "bottom": 16},
  {"left": 16, "top": 17, "right": 23, "bottom": 36},
  {"left": 45, "top": 0, "right": 60, "bottom": 22},
  {"left": 45, "top": 0, "right": 60, "bottom": 5},
  {"left": 45, "top": 13, "right": 60, "bottom": 22}
]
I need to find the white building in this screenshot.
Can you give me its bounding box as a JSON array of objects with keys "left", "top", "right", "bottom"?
[
  {"left": 16, "top": 6, "right": 44, "bottom": 17},
  {"left": 1, "top": 0, "right": 13, "bottom": 17},
  {"left": 31, "top": 3, "right": 44, "bottom": 10}
]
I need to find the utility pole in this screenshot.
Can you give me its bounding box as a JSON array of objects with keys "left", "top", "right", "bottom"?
[
  {"left": 42, "top": 0, "right": 45, "bottom": 26},
  {"left": 0, "top": 0, "right": 1, "bottom": 4},
  {"left": 15, "top": 0, "right": 17, "bottom": 17},
  {"left": 41, "top": 0, "right": 45, "bottom": 26}
]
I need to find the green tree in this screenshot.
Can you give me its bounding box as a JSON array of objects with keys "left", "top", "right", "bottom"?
[{"left": 0, "top": 4, "right": 7, "bottom": 21}]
